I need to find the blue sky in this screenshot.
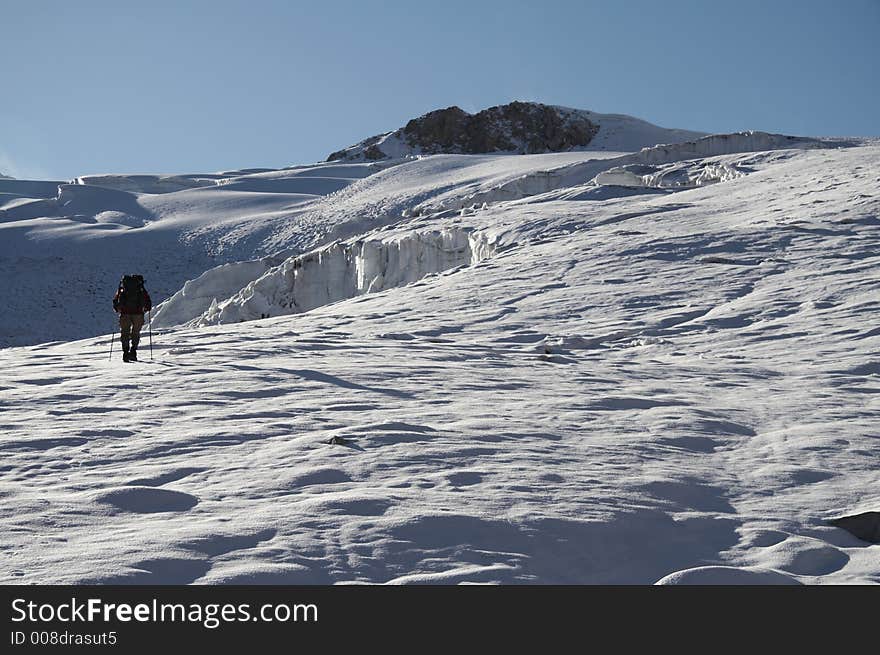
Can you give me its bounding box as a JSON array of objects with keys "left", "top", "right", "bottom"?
[{"left": 2, "top": 0, "right": 878, "bottom": 179}]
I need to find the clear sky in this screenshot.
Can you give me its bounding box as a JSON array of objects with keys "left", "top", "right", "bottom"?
[{"left": 2, "top": 0, "right": 878, "bottom": 180}]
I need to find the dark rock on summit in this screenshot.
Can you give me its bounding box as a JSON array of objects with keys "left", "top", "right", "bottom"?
[
  {"left": 327, "top": 101, "right": 599, "bottom": 162},
  {"left": 403, "top": 102, "right": 598, "bottom": 155}
]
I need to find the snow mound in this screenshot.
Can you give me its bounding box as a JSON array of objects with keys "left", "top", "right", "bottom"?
[
  {"left": 92, "top": 486, "right": 199, "bottom": 513},
  {"left": 757, "top": 536, "right": 850, "bottom": 576},
  {"left": 655, "top": 566, "right": 801, "bottom": 585},
  {"left": 0, "top": 179, "right": 66, "bottom": 217},
  {"left": 57, "top": 184, "right": 152, "bottom": 223},
  {"left": 195, "top": 227, "right": 496, "bottom": 326}
]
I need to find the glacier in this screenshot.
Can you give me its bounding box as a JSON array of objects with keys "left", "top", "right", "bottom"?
[{"left": 1, "top": 111, "right": 878, "bottom": 585}]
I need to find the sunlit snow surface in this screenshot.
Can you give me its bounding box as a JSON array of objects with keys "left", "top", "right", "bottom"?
[{"left": 1, "top": 137, "right": 879, "bottom": 584}]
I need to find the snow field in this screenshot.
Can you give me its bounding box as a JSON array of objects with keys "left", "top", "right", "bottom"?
[
  {"left": 1, "top": 139, "right": 878, "bottom": 584},
  {"left": 0, "top": 163, "right": 386, "bottom": 347}
]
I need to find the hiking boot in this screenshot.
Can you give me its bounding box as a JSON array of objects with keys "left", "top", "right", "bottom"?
[
  {"left": 122, "top": 351, "right": 130, "bottom": 362},
  {"left": 129, "top": 349, "right": 138, "bottom": 362}
]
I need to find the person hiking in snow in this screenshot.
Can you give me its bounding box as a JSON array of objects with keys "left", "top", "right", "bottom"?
[{"left": 113, "top": 274, "right": 152, "bottom": 362}]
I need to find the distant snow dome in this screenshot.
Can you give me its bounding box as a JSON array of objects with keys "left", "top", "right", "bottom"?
[{"left": 326, "top": 101, "right": 707, "bottom": 162}]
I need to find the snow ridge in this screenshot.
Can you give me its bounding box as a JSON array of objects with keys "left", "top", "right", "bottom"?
[
  {"left": 72, "top": 174, "right": 218, "bottom": 194},
  {"left": 418, "top": 131, "right": 845, "bottom": 213}
]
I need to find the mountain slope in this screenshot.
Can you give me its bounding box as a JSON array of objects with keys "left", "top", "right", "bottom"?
[
  {"left": 154, "top": 131, "right": 841, "bottom": 329},
  {"left": 1, "top": 138, "right": 878, "bottom": 584},
  {"left": 0, "top": 104, "right": 711, "bottom": 349},
  {"left": 0, "top": 162, "right": 393, "bottom": 347}
]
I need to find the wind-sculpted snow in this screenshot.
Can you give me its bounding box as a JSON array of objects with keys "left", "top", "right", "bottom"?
[
  {"left": 655, "top": 566, "right": 801, "bottom": 585},
  {"left": 0, "top": 140, "right": 879, "bottom": 585},
  {"left": 195, "top": 227, "right": 496, "bottom": 326},
  {"left": 73, "top": 174, "right": 219, "bottom": 194}
]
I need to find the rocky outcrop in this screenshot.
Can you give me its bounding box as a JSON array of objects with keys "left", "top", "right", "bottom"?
[{"left": 327, "top": 102, "right": 599, "bottom": 161}]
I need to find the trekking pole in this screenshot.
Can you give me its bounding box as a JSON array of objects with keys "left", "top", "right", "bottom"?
[
  {"left": 109, "top": 314, "right": 115, "bottom": 361},
  {"left": 148, "top": 309, "right": 153, "bottom": 361}
]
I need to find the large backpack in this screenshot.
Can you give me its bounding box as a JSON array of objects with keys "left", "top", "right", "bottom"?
[{"left": 118, "top": 274, "right": 146, "bottom": 308}]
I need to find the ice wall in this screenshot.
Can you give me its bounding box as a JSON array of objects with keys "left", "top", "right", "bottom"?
[
  {"left": 150, "top": 255, "right": 291, "bottom": 328},
  {"left": 195, "top": 227, "right": 495, "bottom": 326}
]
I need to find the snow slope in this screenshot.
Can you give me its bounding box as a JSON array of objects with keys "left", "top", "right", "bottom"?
[
  {"left": 152, "top": 151, "right": 621, "bottom": 328},
  {"left": 0, "top": 105, "right": 710, "bottom": 349},
  {"left": 1, "top": 136, "right": 878, "bottom": 584},
  {"left": 154, "top": 131, "right": 847, "bottom": 329},
  {"left": 0, "top": 162, "right": 392, "bottom": 347}
]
